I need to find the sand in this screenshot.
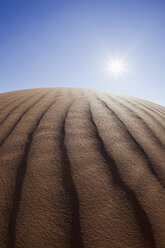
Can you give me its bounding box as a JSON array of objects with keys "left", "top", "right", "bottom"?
[{"left": 0, "top": 87, "right": 164, "bottom": 248}]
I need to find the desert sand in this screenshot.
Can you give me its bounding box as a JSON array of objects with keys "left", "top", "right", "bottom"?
[{"left": 0, "top": 87, "right": 164, "bottom": 248}]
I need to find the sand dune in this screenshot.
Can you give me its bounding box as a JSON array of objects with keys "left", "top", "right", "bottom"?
[{"left": 0, "top": 88, "right": 164, "bottom": 248}]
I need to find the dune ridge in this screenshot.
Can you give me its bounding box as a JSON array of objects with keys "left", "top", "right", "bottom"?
[{"left": 0, "top": 88, "right": 164, "bottom": 248}]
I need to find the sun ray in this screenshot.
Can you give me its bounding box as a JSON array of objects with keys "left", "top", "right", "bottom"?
[{"left": 106, "top": 56, "right": 128, "bottom": 76}]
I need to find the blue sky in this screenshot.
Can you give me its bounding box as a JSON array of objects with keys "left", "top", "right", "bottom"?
[{"left": 0, "top": 0, "right": 165, "bottom": 106}]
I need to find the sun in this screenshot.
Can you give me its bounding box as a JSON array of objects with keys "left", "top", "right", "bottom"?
[{"left": 106, "top": 57, "right": 127, "bottom": 76}]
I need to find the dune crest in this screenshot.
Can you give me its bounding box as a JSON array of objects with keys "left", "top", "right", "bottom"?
[{"left": 0, "top": 88, "right": 164, "bottom": 248}]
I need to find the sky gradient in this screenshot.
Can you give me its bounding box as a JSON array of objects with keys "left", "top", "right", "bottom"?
[{"left": 0, "top": 0, "right": 165, "bottom": 106}]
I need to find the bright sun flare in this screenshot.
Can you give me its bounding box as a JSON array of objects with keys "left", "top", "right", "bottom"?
[{"left": 106, "top": 57, "right": 127, "bottom": 76}]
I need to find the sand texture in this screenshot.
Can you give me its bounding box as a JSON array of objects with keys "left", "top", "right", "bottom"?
[{"left": 0, "top": 87, "right": 164, "bottom": 248}]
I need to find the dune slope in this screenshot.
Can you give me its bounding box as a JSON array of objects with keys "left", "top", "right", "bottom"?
[{"left": 0, "top": 88, "right": 164, "bottom": 248}]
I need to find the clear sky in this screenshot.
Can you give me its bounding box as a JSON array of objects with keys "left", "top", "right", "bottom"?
[{"left": 0, "top": 0, "right": 165, "bottom": 106}]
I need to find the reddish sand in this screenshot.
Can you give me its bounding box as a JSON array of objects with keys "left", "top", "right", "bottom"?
[{"left": 0, "top": 88, "right": 164, "bottom": 248}]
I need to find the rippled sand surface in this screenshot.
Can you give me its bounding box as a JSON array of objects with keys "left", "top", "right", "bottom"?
[{"left": 0, "top": 88, "right": 164, "bottom": 248}]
